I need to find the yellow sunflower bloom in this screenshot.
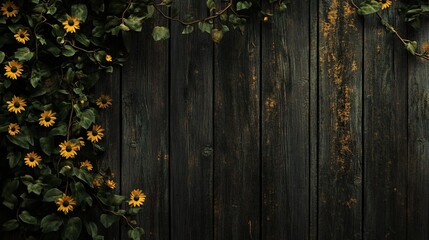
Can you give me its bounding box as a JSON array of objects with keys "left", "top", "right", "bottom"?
[
  {"left": 128, "top": 189, "right": 146, "bottom": 207},
  {"left": 96, "top": 95, "right": 112, "bottom": 109},
  {"left": 87, "top": 124, "right": 104, "bottom": 143},
  {"left": 80, "top": 160, "right": 93, "bottom": 171},
  {"left": 14, "top": 29, "right": 30, "bottom": 44},
  {"left": 56, "top": 194, "right": 76, "bottom": 214},
  {"left": 76, "top": 137, "right": 85, "bottom": 150},
  {"left": 59, "top": 140, "right": 79, "bottom": 159},
  {"left": 7, "top": 95, "right": 26, "bottom": 114},
  {"left": 105, "top": 179, "right": 116, "bottom": 189},
  {"left": 24, "top": 152, "right": 42, "bottom": 168},
  {"left": 379, "top": 0, "right": 392, "bottom": 10},
  {"left": 1, "top": 1, "right": 19, "bottom": 18},
  {"left": 62, "top": 16, "right": 80, "bottom": 33},
  {"left": 39, "top": 110, "right": 56, "bottom": 127},
  {"left": 8, "top": 123, "right": 20, "bottom": 136},
  {"left": 92, "top": 176, "right": 103, "bottom": 188},
  {"left": 105, "top": 54, "right": 112, "bottom": 62},
  {"left": 4, "top": 60, "right": 23, "bottom": 80}
]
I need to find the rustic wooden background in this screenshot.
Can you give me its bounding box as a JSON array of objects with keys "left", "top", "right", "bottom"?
[{"left": 98, "top": 0, "right": 429, "bottom": 239}]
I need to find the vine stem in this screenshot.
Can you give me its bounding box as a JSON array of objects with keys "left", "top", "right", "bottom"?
[
  {"left": 152, "top": 0, "right": 234, "bottom": 25},
  {"left": 67, "top": 99, "right": 74, "bottom": 141}
]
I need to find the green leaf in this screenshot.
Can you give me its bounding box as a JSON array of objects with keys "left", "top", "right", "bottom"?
[
  {"left": 211, "top": 29, "right": 224, "bottom": 43},
  {"left": 357, "top": 0, "right": 381, "bottom": 15},
  {"left": 236, "top": 1, "right": 252, "bottom": 11},
  {"left": 405, "top": 41, "right": 418, "bottom": 55},
  {"left": 27, "top": 182, "right": 44, "bottom": 195},
  {"left": 75, "top": 33, "right": 90, "bottom": 47},
  {"left": 128, "top": 227, "right": 144, "bottom": 240},
  {"left": 0, "top": 51, "right": 5, "bottom": 63},
  {"left": 41, "top": 214, "right": 63, "bottom": 233},
  {"left": 182, "top": 25, "right": 194, "bottom": 35},
  {"left": 7, "top": 126, "right": 33, "bottom": 149},
  {"left": 110, "top": 194, "right": 126, "bottom": 206},
  {"left": 207, "top": 0, "right": 215, "bottom": 11},
  {"left": 124, "top": 15, "right": 144, "bottom": 32},
  {"left": 84, "top": 221, "right": 98, "bottom": 237},
  {"left": 78, "top": 108, "right": 96, "bottom": 129},
  {"left": 73, "top": 168, "right": 94, "bottom": 188},
  {"left": 43, "top": 188, "right": 63, "bottom": 202},
  {"left": 49, "top": 123, "right": 68, "bottom": 136},
  {"left": 71, "top": 182, "right": 93, "bottom": 206},
  {"left": 152, "top": 26, "right": 170, "bottom": 41},
  {"left": 128, "top": 207, "right": 142, "bottom": 215},
  {"left": 100, "top": 214, "right": 119, "bottom": 228},
  {"left": 198, "top": 21, "right": 213, "bottom": 33},
  {"left": 71, "top": 4, "right": 88, "bottom": 22},
  {"left": 1, "top": 219, "right": 19, "bottom": 231},
  {"left": 40, "top": 136, "right": 55, "bottom": 156},
  {"left": 19, "top": 211, "right": 38, "bottom": 225},
  {"left": 62, "top": 45, "right": 76, "bottom": 57},
  {"left": 14, "top": 47, "right": 34, "bottom": 61},
  {"left": 62, "top": 217, "right": 82, "bottom": 240},
  {"left": 7, "top": 152, "right": 21, "bottom": 168}
]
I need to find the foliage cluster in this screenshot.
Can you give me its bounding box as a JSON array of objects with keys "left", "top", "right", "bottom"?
[{"left": 0, "top": 0, "right": 284, "bottom": 239}]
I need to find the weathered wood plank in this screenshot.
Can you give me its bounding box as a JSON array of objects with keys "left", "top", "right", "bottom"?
[
  {"left": 169, "top": 0, "right": 214, "bottom": 239},
  {"left": 318, "top": 1, "right": 363, "bottom": 239},
  {"left": 95, "top": 69, "right": 122, "bottom": 240},
  {"left": 363, "top": 3, "right": 407, "bottom": 239},
  {"left": 261, "top": 0, "right": 310, "bottom": 239},
  {"left": 408, "top": 20, "right": 429, "bottom": 240},
  {"left": 213, "top": 16, "right": 261, "bottom": 240},
  {"left": 120, "top": 20, "right": 169, "bottom": 240}
]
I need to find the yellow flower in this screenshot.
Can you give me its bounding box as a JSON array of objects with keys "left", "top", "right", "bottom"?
[
  {"left": 14, "top": 29, "right": 29, "bottom": 44},
  {"left": 8, "top": 123, "right": 20, "bottom": 136},
  {"left": 39, "top": 110, "right": 57, "bottom": 127},
  {"left": 59, "top": 140, "right": 79, "bottom": 159},
  {"left": 62, "top": 16, "right": 80, "bottom": 33},
  {"left": 87, "top": 124, "right": 104, "bottom": 143},
  {"left": 80, "top": 160, "right": 93, "bottom": 171},
  {"left": 96, "top": 95, "right": 112, "bottom": 109},
  {"left": 263, "top": 16, "right": 269, "bottom": 22},
  {"left": 76, "top": 137, "right": 85, "bottom": 150},
  {"left": 92, "top": 176, "right": 103, "bottom": 188},
  {"left": 24, "top": 152, "right": 42, "bottom": 168},
  {"left": 4, "top": 60, "right": 23, "bottom": 80},
  {"left": 1, "top": 1, "right": 19, "bottom": 18},
  {"left": 105, "top": 54, "right": 112, "bottom": 62},
  {"left": 56, "top": 194, "right": 76, "bottom": 214},
  {"left": 379, "top": 0, "right": 392, "bottom": 10},
  {"left": 128, "top": 189, "right": 146, "bottom": 207},
  {"left": 105, "top": 179, "right": 116, "bottom": 189},
  {"left": 7, "top": 95, "right": 26, "bottom": 114}
]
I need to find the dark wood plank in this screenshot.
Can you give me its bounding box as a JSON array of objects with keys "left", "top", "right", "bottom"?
[
  {"left": 261, "top": 0, "right": 310, "bottom": 239},
  {"left": 318, "top": 1, "right": 363, "bottom": 239},
  {"left": 309, "top": 0, "right": 318, "bottom": 239},
  {"left": 213, "top": 16, "right": 261, "bottom": 240},
  {"left": 95, "top": 69, "right": 121, "bottom": 240},
  {"left": 408, "top": 20, "right": 429, "bottom": 240},
  {"left": 169, "top": 0, "right": 214, "bottom": 239},
  {"left": 363, "top": 2, "right": 407, "bottom": 239},
  {"left": 120, "top": 19, "right": 169, "bottom": 240}
]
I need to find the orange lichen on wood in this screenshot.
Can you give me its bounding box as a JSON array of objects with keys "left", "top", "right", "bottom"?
[{"left": 344, "top": 197, "right": 357, "bottom": 208}]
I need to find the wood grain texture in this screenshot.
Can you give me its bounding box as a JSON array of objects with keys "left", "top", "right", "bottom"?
[
  {"left": 120, "top": 19, "right": 169, "bottom": 240},
  {"left": 169, "top": 0, "right": 214, "bottom": 239},
  {"left": 261, "top": 1, "right": 310, "bottom": 239},
  {"left": 213, "top": 17, "right": 261, "bottom": 240},
  {"left": 95, "top": 69, "right": 122, "bottom": 240},
  {"left": 408, "top": 21, "right": 429, "bottom": 240},
  {"left": 363, "top": 3, "right": 407, "bottom": 239},
  {"left": 318, "top": 0, "right": 363, "bottom": 239}
]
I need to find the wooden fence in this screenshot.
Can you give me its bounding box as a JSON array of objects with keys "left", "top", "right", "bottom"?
[{"left": 99, "top": 0, "right": 428, "bottom": 239}]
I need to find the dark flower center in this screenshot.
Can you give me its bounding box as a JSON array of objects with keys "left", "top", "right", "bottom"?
[
  {"left": 11, "top": 66, "right": 17, "bottom": 73},
  {"left": 101, "top": 99, "right": 107, "bottom": 104},
  {"left": 68, "top": 19, "right": 74, "bottom": 26},
  {"left": 29, "top": 157, "right": 34, "bottom": 162},
  {"left": 133, "top": 196, "right": 139, "bottom": 201},
  {"left": 13, "top": 102, "right": 20, "bottom": 108},
  {"left": 63, "top": 200, "right": 69, "bottom": 207},
  {"left": 44, "top": 116, "right": 51, "bottom": 122},
  {"left": 11, "top": 127, "right": 15, "bottom": 131},
  {"left": 66, "top": 146, "right": 72, "bottom": 152},
  {"left": 92, "top": 130, "right": 98, "bottom": 136},
  {"left": 19, "top": 33, "right": 24, "bottom": 38},
  {"left": 7, "top": 6, "right": 13, "bottom": 12}
]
